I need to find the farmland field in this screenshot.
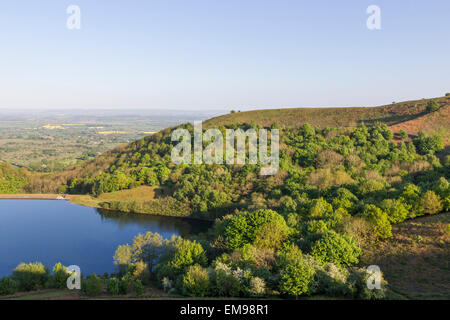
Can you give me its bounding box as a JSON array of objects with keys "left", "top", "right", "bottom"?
[{"left": 0, "top": 109, "right": 221, "bottom": 172}]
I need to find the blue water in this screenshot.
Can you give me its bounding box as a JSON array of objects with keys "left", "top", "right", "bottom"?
[{"left": 0, "top": 200, "right": 211, "bottom": 277}]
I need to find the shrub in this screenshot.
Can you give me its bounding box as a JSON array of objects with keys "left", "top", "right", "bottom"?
[
  {"left": 434, "top": 177, "right": 450, "bottom": 211},
  {"left": 315, "top": 263, "right": 349, "bottom": 296},
  {"left": 426, "top": 100, "right": 440, "bottom": 112},
  {"left": 0, "top": 277, "right": 17, "bottom": 295},
  {"left": 413, "top": 132, "right": 444, "bottom": 155},
  {"left": 399, "top": 130, "right": 408, "bottom": 139},
  {"left": 400, "top": 184, "right": 423, "bottom": 217},
  {"left": 182, "top": 265, "right": 211, "bottom": 297},
  {"left": 119, "top": 277, "right": 131, "bottom": 294},
  {"left": 161, "top": 277, "right": 173, "bottom": 292},
  {"left": 133, "top": 279, "right": 144, "bottom": 297},
  {"left": 249, "top": 277, "right": 266, "bottom": 296},
  {"left": 381, "top": 199, "right": 409, "bottom": 224},
  {"left": 47, "top": 262, "right": 70, "bottom": 289},
  {"left": 12, "top": 262, "right": 50, "bottom": 291},
  {"left": 310, "top": 231, "right": 361, "bottom": 267},
  {"left": 82, "top": 274, "right": 103, "bottom": 296},
  {"left": 362, "top": 205, "right": 392, "bottom": 240},
  {"left": 106, "top": 277, "right": 120, "bottom": 295},
  {"left": 213, "top": 263, "right": 240, "bottom": 297},
  {"left": 420, "top": 190, "right": 443, "bottom": 215},
  {"left": 346, "top": 268, "right": 387, "bottom": 300},
  {"left": 340, "top": 217, "right": 374, "bottom": 247},
  {"left": 279, "top": 261, "right": 314, "bottom": 298}
]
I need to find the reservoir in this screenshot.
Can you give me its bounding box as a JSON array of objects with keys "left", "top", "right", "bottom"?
[{"left": 0, "top": 199, "right": 211, "bottom": 277}]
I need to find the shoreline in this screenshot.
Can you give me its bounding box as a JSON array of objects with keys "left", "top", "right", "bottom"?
[
  {"left": 0, "top": 193, "right": 214, "bottom": 222},
  {"left": 0, "top": 194, "right": 66, "bottom": 200}
]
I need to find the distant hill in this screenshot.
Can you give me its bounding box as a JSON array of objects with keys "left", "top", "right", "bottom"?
[{"left": 204, "top": 96, "right": 450, "bottom": 135}]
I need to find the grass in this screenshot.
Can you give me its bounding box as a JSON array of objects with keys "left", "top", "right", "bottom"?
[
  {"left": 68, "top": 185, "right": 164, "bottom": 209},
  {"left": 390, "top": 104, "right": 450, "bottom": 145},
  {"left": 362, "top": 212, "right": 450, "bottom": 299},
  {"left": 204, "top": 96, "right": 450, "bottom": 135}
]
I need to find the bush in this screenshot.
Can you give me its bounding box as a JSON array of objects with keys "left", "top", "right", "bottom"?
[
  {"left": 12, "top": 262, "right": 50, "bottom": 291},
  {"left": 426, "top": 100, "right": 440, "bottom": 112},
  {"left": 315, "top": 263, "right": 349, "bottom": 296},
  {"left": 119, "top": 277, "right": 131, "bottom": 294},
  {"left": 133, "top": 279, "right": 144, "bottom": 297},
  {"left": 362, "top": 205, "right": 392, "bottom": 240},
  {"left": 213, "top": 263, "right": 241, "bottom": 297},
  {"left": 346, "top": 268, "right": 387, "bottom": 300},
  {"left": 420, "top": 190, "right": 443, "bottom": 214},
  {"left": 0, "top": 277, "right": 17, "bottom": 295},
  {"left": 413, "top": 131, "right": 444, "bottom": 155},
  {"left": 399, "top": 130, "right": 408, "bottom": 139},
  {"left": 182, "top": 265, "right": 211, "bottom": 297},
  {"left": 82, "top": 274, "right": 103, "bottom": 296},
  {"left": 106, "top": 277, "right": 120, "bottom": 295},
  {"left": 47, "top": 262, "right": 70, "bottom": 289},
  {"left": 381, "top": 199, "right": 409, "bottom": 224},
  {"left": 279, "top": 261, "right": 314, "bottom": 298},
  {"left": 310, "top": 231, "right": 361, "bottom": 267},
  {"left": 249, "top": 277, "right": 266, "bottom": 296}
]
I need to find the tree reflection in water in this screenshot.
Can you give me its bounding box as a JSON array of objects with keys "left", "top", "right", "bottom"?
[{"left": 95, "top": 209, "right": 213, "bottom": 238}]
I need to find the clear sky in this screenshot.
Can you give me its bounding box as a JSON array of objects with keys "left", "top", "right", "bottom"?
[{"left": 0, "top": 0, "right": 449, "bottom": 110}]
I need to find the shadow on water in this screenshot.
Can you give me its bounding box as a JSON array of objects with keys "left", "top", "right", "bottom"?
[{"left": 95, "top": 208, "right": 213, "bottom": 238}]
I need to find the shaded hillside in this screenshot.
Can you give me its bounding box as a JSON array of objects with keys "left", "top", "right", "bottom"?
[
  {"left": 390, "top": 104, "right": 450, "bottom": 145},
  {"left": 362, "top": 212, "right": 450, "bottom": 299},
  {"left": 204, "top": 96, "right": 450, "bottom": 130}
]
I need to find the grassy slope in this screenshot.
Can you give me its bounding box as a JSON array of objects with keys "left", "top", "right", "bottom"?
[
  {"left": 204, "top": 96, "right": 450, "bottom": 135},
  {"left": 390, "top": 104, "right": 450, "bottom": 145},
  {"left": 68, "top": 185, "right": 163, "bottom": 208},
  {"left": 361, "top": 212, "right": 450, "bottom": 299}
]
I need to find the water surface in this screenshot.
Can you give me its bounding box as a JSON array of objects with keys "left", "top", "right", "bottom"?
[{"left": 0, "top": 199, "right": 211, "bottom": 277}]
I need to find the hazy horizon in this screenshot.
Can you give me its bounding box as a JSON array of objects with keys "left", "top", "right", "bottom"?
[{"left": 1, "top": 1, "right": 449, "bottom": 110}]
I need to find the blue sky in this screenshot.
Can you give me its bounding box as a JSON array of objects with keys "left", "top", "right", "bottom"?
[{"left": 0, "top": 0, "right": 449, "bottom": 110}]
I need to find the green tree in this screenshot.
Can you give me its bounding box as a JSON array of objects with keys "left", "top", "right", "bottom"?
[
  {"left": 113, "top": 244, "right": 132, "bottom": 273},
  {"left": 130, "top": 232, "right": 164, "bottom": 273},
  {"left": 413, "top": 131, "right": 444, "bottom": 155},
  {"left": 420, "top": 190, "right": 443, "bottom": 214},
  {"left": 48, "top": 262, "right": 70, "bottom": 289},
  {"left": 362, "top": 205, "right": 392, "bottom": 240},
  {"left": 157, "top": 238, "right": 208, "bottom": 280},
  {"left": 381, "top": 199, "right": 409, "bottom": 224},
  {"left": 310, "top": 231, "right": 361, "bottom": 267},
  {"left": 279, "top": 261, "right": 314, "bottom": 299},
  {"left": 12, "top": 262, "right": 50, "bottom": 291},
  {"left": 0, "top": 277, "right": 17, "bottom": 295},
  {"left": 224, "top": 209, "right": 290, "bottom": 249},
  {"left": 182, "top": 265, "right": 211, "bottom": 297}
]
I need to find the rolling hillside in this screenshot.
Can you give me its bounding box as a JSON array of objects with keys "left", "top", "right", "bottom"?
[
  {"left": 389, "top": 104, "right": 450, "bottom": 145},
  {"left": 204, "top": 95, "right": 450, "bottom": 135}
]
